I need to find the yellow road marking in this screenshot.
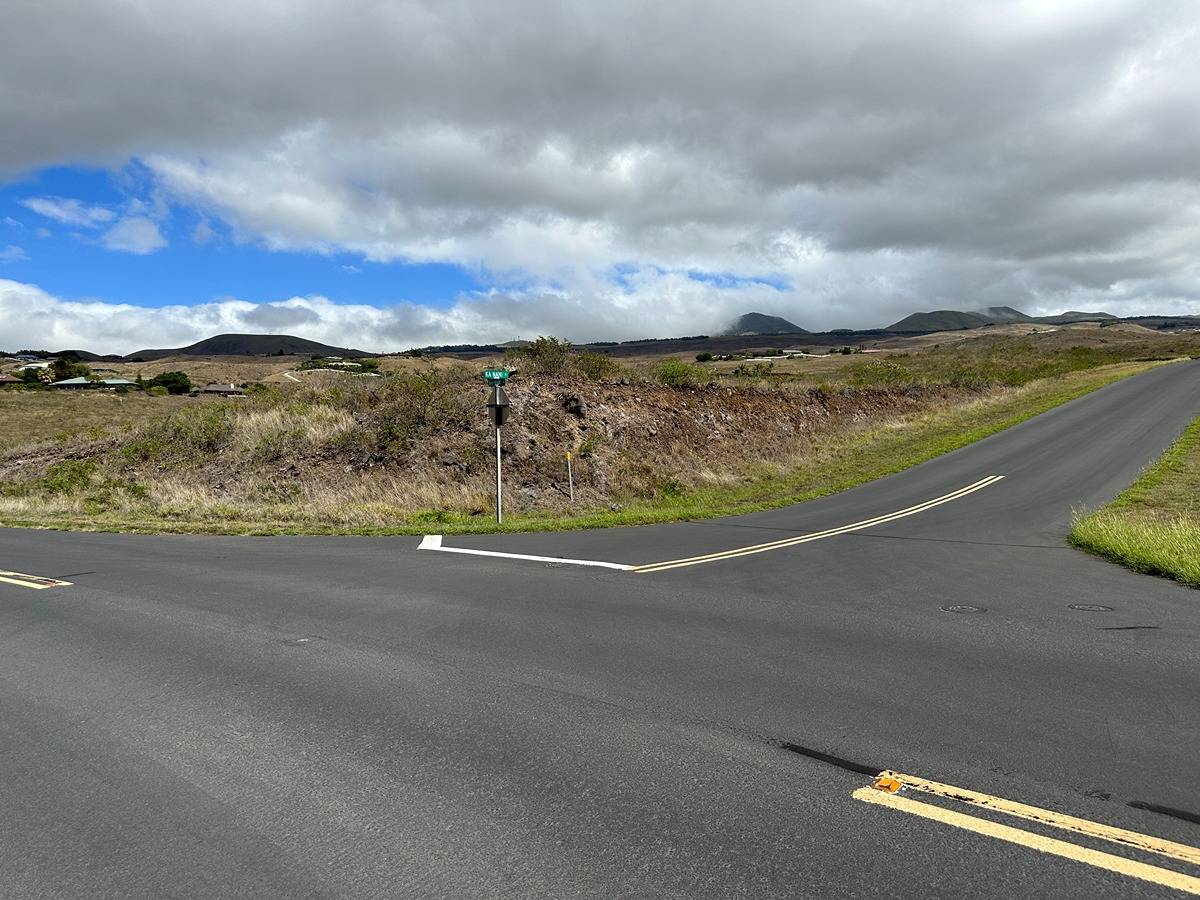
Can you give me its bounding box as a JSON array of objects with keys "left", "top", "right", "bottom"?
[
  {"left": 853, "top": 787, "right": 1200, "bottom": 895},
  {"left": 632, "top": 475, "right": 1005, "bottom": 573},
  {"left": 0, "top": 570, "right": 73, "bottom": 589},
  {"left": 882, "top": 770, "right": 1200, "bottom": 867}
]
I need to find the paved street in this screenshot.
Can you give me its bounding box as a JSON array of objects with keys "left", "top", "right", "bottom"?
[{"left": 2, "top": 361, "right": 1199, "bottom": 897}]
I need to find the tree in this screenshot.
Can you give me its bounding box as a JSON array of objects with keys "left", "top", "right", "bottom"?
[
  {"left": 50, "top": 356, "right": 91, "bottom": 381},
  {"left": 146, "top": 371, "right": 192, "bottom": 395}
]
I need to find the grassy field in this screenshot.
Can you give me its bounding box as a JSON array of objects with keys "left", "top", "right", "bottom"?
[
  {"left": 1070, "top": 416, "right": 1200, "bottom": 588},
  {"left": 0, "top": 391, "right": 191, "bottom": 453},
  {"left": 0, "top": 358, "right": 1171, "bottom": 535}
]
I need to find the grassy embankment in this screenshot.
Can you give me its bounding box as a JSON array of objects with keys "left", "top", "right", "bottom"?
[
  {"left": 1070, "top": 416, "right": 1200, "bottom": 588},
  {"left": 0, "top": 352, "right": 1175, "bottom": 535}
]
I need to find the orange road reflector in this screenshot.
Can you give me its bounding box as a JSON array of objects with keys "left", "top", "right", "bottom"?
[{"left": 872, "top": 775, "right": 904, "bottom": 793}]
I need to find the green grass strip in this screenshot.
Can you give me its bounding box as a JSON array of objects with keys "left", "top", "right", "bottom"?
[{"left": 1070, "top": 414, "right": 1200, "bottom": 588}]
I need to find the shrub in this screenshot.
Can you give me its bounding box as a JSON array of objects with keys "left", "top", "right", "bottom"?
[
  {"left": 730, "top": 361, "right": 774, "bottom": 378},
  {"left": 573, "top": 350, "right": 621, "bottom": 381},
  {"left": 506, "top": 336, "right": 574, "bottom": 375},
  {"left": 654, "top": 359, "right": 710, "bottom": 388},
  {"left": 695, "top": 352, "right": 714, "bottom": 362},
  {"left": 145, "top": 385, "right": 170, "bottom": 396},
  {"left": 146, "top": 371, "right": 192, "bottom": 395},
  {"left": 41, "top": 459, "right": 97, "bottom": 494}
]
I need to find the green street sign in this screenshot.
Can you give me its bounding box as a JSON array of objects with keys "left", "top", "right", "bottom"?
[{"left": 483, "top": 368, "right": 510, "bottom": 383}]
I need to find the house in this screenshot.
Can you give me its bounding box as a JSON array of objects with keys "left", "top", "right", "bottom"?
[
  {"left": 201, "top": 383, "right": 246, "bottom": 396},
  {"left": 16, "top": 361, "right": 52, "bottom": 371},
  {"left": 52, "top": 377, "right": 138, "bottom": 389},
  {"left": 0, "top": 373, "right": 22, "bottom": 385}
]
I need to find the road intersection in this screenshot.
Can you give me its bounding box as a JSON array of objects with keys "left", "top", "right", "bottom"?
[{"left": 1, "top": 361, "right": 1198, "bottom": 897}]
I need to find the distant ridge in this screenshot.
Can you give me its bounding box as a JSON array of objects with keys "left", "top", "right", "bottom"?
[
  {"left": 724, "top": 312, "right": 809, "bottom": 335},
  {"left": 886, "top": 306, "right": 1118, "bottom": 332},
  {"left": 974, "top": 306, "right": 1035, "bottom": 324},
  {"left": 885, "top": 309, "right": 993, "bottom": 332},
  {"left": 1036, "top": 310, "right": 1118, "bottom": 325},
  {"left": 126, "top": 333, "right": 375, "bottom": 361}
]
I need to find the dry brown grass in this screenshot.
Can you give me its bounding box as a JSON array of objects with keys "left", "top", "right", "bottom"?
[{"left": 0, "top": 391, "right": 190, "bottom": 452}]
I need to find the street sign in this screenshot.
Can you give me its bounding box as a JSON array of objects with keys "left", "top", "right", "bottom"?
[
  {"left": 487, "top": 385, "right": 511, "bottom": 427},
  {"left": 483, "top": 368, "right": 510, "bottom": 385}
]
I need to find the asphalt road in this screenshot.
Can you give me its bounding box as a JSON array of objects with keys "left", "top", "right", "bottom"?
[{"left": 2, "top": 360, "right": 1199, "bottom": 898}]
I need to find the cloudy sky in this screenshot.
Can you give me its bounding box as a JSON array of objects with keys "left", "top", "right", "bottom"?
[{"left": 1, "top": 0, "right": 1198, "bottom": 353}]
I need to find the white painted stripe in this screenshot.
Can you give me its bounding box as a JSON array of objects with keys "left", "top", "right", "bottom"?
[{"left": 419, "top": 535, "right": 633, "bottom": 570}]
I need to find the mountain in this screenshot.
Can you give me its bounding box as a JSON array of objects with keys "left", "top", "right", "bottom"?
[
  {"left": 126, "top": 333, "right": 375, "bottom": 361},
  {"left": 724, "top": 312, "right": 809, "bottom": 335},
  {"left": 885, "top": 309, "right": 994, "bottom": 332},
  {"left": 973, "top": 306, "right": 1036, "bottom": 324},
  {"left": 1036, "top": 311, "right": 1118, "bottom": 325},
  {"left": 887, "top": 306, "right": 1119, "bottom": 332}
]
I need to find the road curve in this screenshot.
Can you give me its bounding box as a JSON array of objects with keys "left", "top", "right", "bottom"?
[{"left": 1, "top": 360, "right": 1198, "bottom": 898}]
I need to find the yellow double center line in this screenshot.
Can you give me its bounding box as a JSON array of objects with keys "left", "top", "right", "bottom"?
[
  {"left": 855, "top": 771, "right": 1200, "bottom": 894},
  {"left": 632, "top": 475, "right": 1005, "bottom": 573}
]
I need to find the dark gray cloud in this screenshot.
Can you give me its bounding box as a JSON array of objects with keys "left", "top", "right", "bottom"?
[{"left": 1, "top": 0, "right": 1198, "bottom": 340}]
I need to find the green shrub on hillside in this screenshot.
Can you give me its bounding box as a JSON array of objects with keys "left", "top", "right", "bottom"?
[
  {"left": 506, "top": 336, "right": 623, "bottom": 381},
  {"left": 507, "top": 336, "right": 574, "bottom": 375},
  {"left": 654, "top": 359, "right": 710, "bottom": 388}
]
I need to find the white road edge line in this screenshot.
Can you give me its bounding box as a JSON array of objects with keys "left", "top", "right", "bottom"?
[{"left": 418, "top": 535, "right": 633, "bottom": 571}]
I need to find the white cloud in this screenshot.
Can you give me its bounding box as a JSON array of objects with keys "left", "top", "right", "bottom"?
[
  {"left": 100, "top": 216, "right": 167, "bottom": 254},
  {"left": 0, "top": 245, "right": 27, "bottom": 264},
  {"left": 1, "top": 1, "right": 1199, "bottom": 325},
  {"left": 191, "top": 219, "right": 214, "bottom": 244},
  {"left": 19, "top": 196, "right": 115, "bottom": 227},
  {"left": 1, "top": 274, "right": 1196, "bottom": 357}
]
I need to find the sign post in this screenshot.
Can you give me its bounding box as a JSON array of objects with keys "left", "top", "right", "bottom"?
[
  {"left": 484, "top": 369, "right": 511, "bottom": 523},
  {"left": 566, "top": 450, "right": 574, "bottom": 503}
]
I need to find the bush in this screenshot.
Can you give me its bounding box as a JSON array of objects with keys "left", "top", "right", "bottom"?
[
  {"left": 146, "top": 371, "right": 192, "bottom": 395},
  {"left": 695, "top": 352, "right": 714, "bottom": 362},
  {"left": 730, "top": 361, "right": 775, "bottom": 378},
  {"left": 654, "top": 359, "right": 710, "bottom": 388},
  {"left": 145, "top": 385, "right": 170, "bottom": 396},
  {"left": 573, "top": 350, "right": 621, "bottom": 381},
  {"left": 505, "top": 336, "right": 573, "bottom": 375},
  {"left": 41, "top": 460, "right": 97, "bottom": 494}
]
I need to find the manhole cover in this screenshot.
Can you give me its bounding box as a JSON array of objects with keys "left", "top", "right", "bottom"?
[
  {"left": 1068, "top": 604, "right": 1113, "bottom": 612},
  {"left": 941, "top": 605, "right": 985, "bottom": 613}
]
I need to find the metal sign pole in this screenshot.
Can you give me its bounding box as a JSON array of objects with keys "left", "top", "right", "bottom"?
[
  {"left": 566, "top": 450, "right": 574, "bottom": 503},
  {"left": 482, "top": 370, "right": 511, "bottom": 526},
  {"left": 495, "top": 420, "right": 503, "bottom": 524}
]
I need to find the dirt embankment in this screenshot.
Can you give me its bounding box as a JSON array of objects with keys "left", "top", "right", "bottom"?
[{"left": 0, "top": 376, "right": 977, "bottom": 517}]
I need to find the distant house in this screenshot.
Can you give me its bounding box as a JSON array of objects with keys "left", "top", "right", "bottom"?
[
  {"left": 201, "top": 383, "right": 246, "bottom": 396},
  {"left": 16, "top": 361, "right": 52, "bottom": 371},
  {"left": 0, "top": 373, "right": 22, "bottom": 385},
  {"left": 52, "top": 377, "right": 138, "bottom": 389}
]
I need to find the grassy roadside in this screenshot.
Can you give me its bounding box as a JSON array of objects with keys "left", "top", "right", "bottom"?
[
  {"left": 1069, "top": 415, "right": 1200, "bottom": 588},
  {"left": 0, "top": 359, "right": 1169, "bottom": 536}
]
